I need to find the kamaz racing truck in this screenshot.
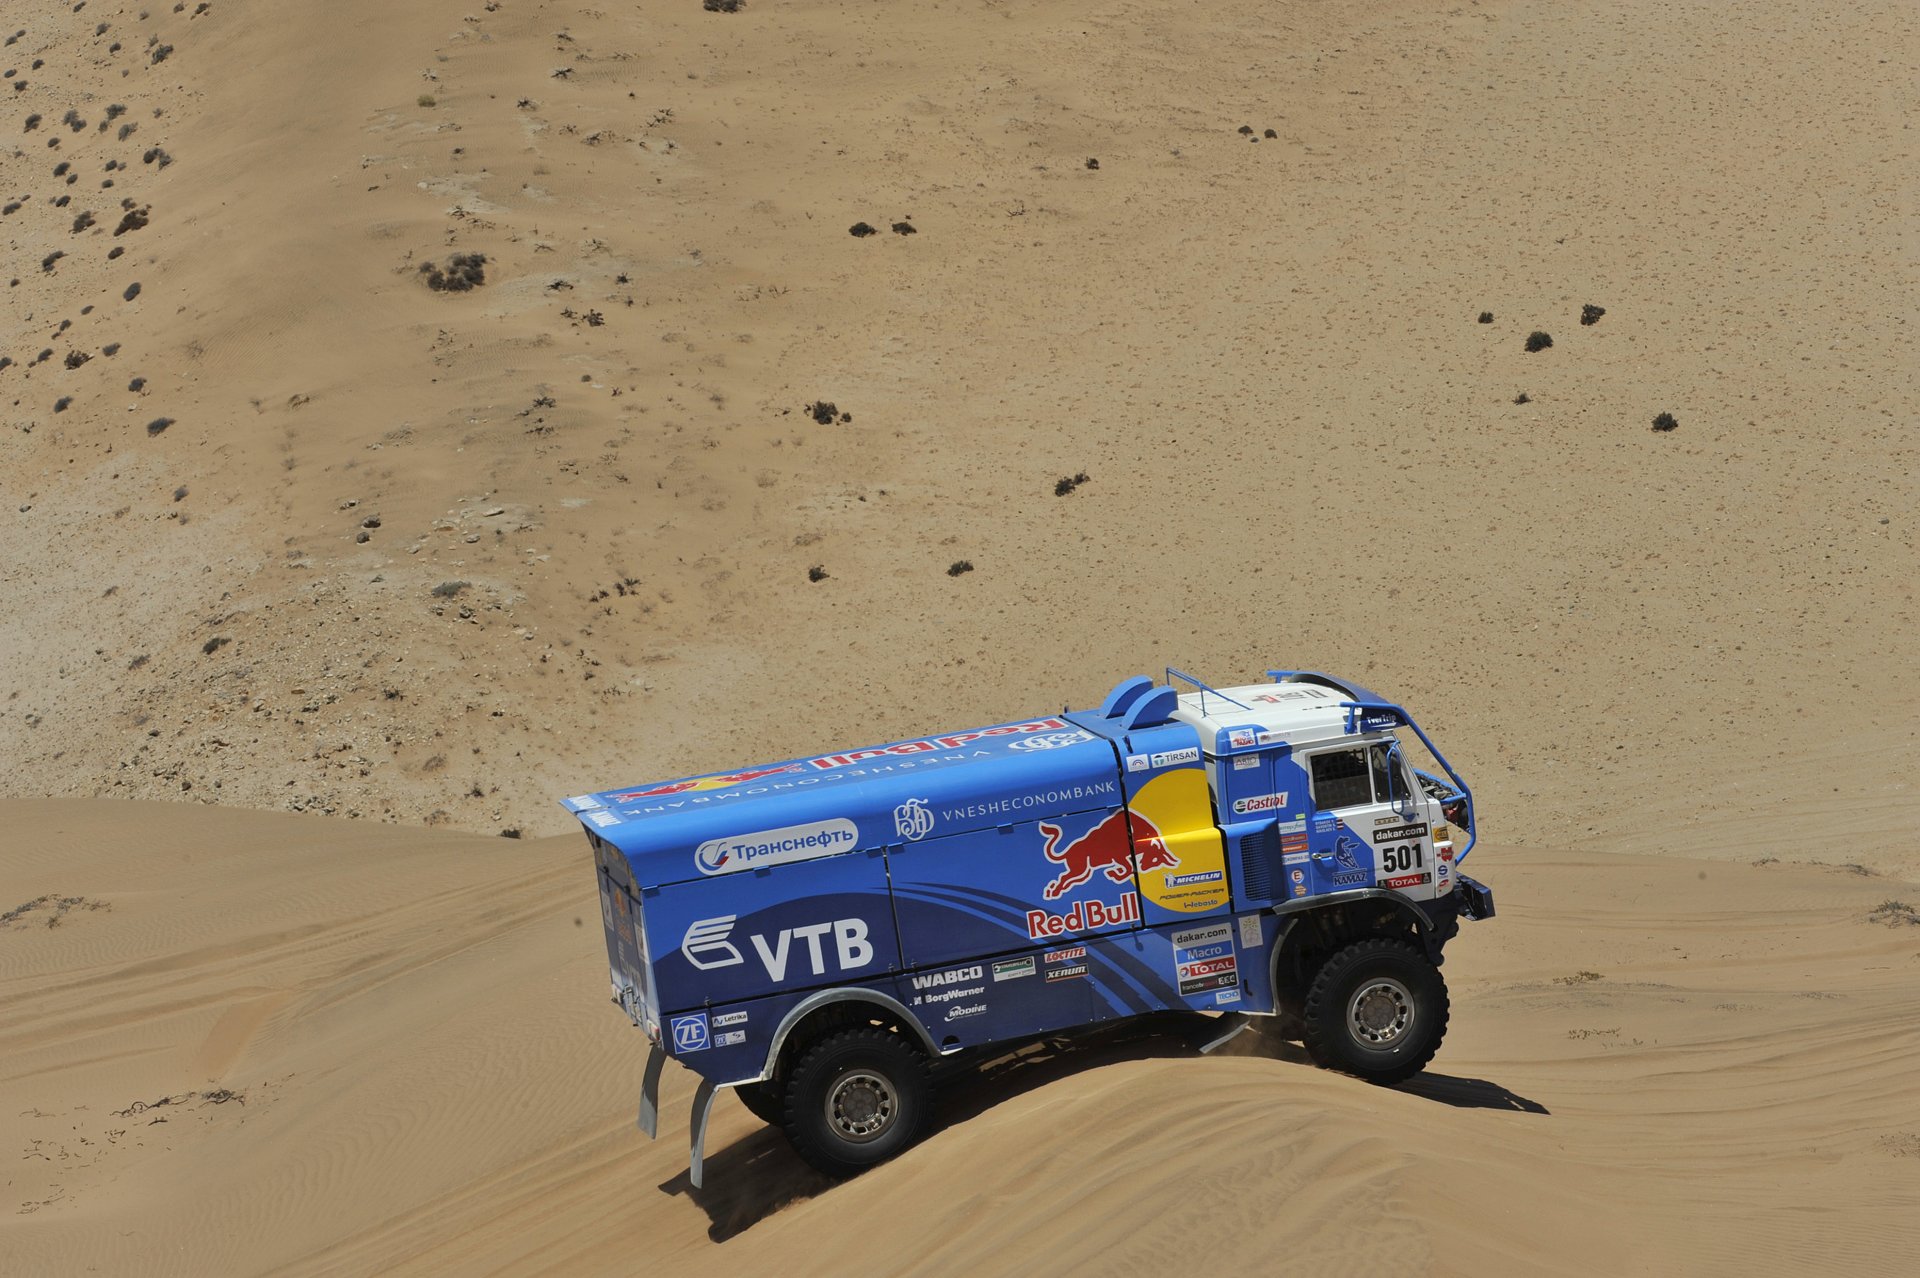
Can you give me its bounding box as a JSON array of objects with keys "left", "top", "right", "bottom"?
[{"left": 561, "top": 669, "right": 1492, "bottom": 1184}]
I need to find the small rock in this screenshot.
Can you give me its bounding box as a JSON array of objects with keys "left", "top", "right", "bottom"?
[{"left": 848, "top": 222, "right": 877, "bottom": 238}]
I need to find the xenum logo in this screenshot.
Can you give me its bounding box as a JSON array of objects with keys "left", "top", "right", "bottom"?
[
  {"left": 694, "top": 818, "right": 859, "bottom": 875},
  {"left": 894, "top": 797, "right": 935, "bottom": 841}
]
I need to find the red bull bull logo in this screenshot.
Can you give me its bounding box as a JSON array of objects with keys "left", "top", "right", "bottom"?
[{"left": 1038, "top": 811, "right": 1176, "bottom": 900}]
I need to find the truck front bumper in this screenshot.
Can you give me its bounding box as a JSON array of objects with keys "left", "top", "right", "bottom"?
[{"left": 1456, "top": 874, "right": 1495, "bottom": 921}]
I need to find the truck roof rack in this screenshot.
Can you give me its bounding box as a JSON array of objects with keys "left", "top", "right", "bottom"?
[{"left": 1164, "top": 666, "right": 1249, "bottom": 717}]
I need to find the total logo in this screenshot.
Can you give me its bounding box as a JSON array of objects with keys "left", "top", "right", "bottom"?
[
  {"left": 894, "top": 797, "right": 936, "bottom": 842},
  {"left": 680, "top": 914, "right": 875, "bottom": 982},
  {"left": 1009, "top": 731, "right": 1093, "bottom": 752}
]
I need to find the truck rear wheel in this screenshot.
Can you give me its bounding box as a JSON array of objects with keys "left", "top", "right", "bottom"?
[
  {"left": 781, "top": 1026, "right": 931, "bottom": 1178},
  {"left": 734, "top": 1080, "right": 785, "bottom": 1127},
  {"left": 1301, "top": 938, "right": 1449, "bottom": 1085}
]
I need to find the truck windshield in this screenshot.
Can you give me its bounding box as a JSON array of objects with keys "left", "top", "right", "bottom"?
[{"left": 1310, "top": 743, "right": 1400, "bottom": 810}]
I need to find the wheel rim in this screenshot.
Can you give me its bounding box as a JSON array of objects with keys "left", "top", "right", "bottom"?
[
  {"left": 825, "top": 1068, "right": 897, "bottom": 1143},
  {"left": 1347, "top": 977, "right": 1415, "bottom": 1049}
]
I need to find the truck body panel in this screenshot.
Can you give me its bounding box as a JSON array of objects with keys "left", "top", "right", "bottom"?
[{"left": 564, "top": 670, "right": 1487, "bottom": 1093}]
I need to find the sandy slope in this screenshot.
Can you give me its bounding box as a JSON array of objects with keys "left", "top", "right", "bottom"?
[
  {"left": 3, "top": 0, "right": 1914, "bottom": 850},
  {"left": 5, "top": 799, "right": 1919, "bottom": 1276},
  {"left": 4, "top": 0, "right": 1920, "bottom": 1271}
]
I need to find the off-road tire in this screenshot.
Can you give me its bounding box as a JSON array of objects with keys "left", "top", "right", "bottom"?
[
  {"left": 1301, "top": 938, "right": 1449, "bottom": 1084},
  {"left": 782, "top": 1026, "right": 931, "bottom": 1178},
  {"left": 733, "top": 1080, "right": 785, "bottom": 1127}
]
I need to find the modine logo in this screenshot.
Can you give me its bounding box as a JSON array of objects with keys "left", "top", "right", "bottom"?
[
  {"left": 1232, "top": 791, "right": 1289, "bottom": 815},
  {"left": 694, "top": 818, "right": 858, "bottom": 875},
  {"left": 680, "top": 915, "right": 875, "bottom": 981},
  {"left": 894, "top": 797, "right": 935, "bottom": 841}
]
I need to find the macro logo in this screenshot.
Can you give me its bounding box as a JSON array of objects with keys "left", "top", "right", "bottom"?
[
  {"left": 694, "top": 818, "right": 858, "bottom": 875},
  {"left": 1009, "top": 731, "right": 1091, "bottom": 752},
  {"left": 894, "top": 797, "right": 935, "bottom": 842},
  {"left": 681, "top": 916, "right": 745, "bottom": 970}
]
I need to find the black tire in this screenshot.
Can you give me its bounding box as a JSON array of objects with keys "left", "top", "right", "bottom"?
[
  {"left": 733, "top": 1080, "right": 785, "bottom": 1127},
  {"left": 1301, "top": 938, "right": 1449, "bottom": 1085},
  {"left": 781, "top": 1026, "right": 931, "bottom": 1178}
]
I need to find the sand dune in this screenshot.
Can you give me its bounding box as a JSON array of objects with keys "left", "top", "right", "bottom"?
[
  {"left": 6, "top": 800, "right": 1919, "bottom": 1275},
  {"left": 5, "top": 0, "right": 1918, "bottom": 1271}
]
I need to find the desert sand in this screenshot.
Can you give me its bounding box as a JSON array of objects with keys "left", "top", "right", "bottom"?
[{"left": 3, "top": 0, "right": 1917, "bottom": 1272}]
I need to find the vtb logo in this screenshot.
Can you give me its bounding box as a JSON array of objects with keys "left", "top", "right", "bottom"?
[
  {"left": 1039, "top": 812, "right": 1178, "bottom": 900},
  {"left": 680, "top": 915, "right": 876, "bottom": 981}
]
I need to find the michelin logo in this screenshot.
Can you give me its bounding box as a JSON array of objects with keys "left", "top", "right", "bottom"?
[{"left": 695, "top": 818, "right": 858, "bottom": 875}]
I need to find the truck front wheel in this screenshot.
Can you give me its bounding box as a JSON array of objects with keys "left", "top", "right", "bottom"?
[
  {"left": 1301, "top": 938, "right": 1449, "bottom": 1085},
  {"left": 781, "top": 1026, "right": 931, "bottom": 1178}
]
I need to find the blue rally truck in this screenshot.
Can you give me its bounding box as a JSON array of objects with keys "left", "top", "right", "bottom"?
[{"left": 561, "top": 670, "right": 1492, "bottom": 1183}]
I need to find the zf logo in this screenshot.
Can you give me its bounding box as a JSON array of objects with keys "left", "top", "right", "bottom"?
[
  {"left": 894, "top": 797, "right": 935, "bottom": 841},
  {"left": 680, "top": 915, "right": 876, "bottom": 982},
  {"left": 669, "top": 1013, "right": 710, "bottom": 1053}
]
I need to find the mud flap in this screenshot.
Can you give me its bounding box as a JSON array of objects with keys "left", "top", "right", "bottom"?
[
  {"left": 687, "top": 1078, "right": 718, "bottom": 1190},
  {"left": 1458, "top": 874, "right": 1496, "bottom": 921},
  {"left": 1197, "top": 1012, "right": 1253, "bottom": 1054},
  {"left": 637, "top": 1043, "right": 666, "bottom": 1139}
]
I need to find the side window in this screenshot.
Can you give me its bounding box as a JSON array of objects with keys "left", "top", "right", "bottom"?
[{"left": 1310, "top": 748, "right": 1372, "bottom": 810}]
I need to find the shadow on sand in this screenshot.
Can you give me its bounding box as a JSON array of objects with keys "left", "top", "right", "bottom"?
[{"left": 670, "top": 1014, "right": 1545, "bottom": 1239}]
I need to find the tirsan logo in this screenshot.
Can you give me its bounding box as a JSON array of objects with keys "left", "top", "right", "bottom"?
[
  {"left": 894, "top": 798, "right": 935, "bottom": 841},
  {"left": 1009, "top": 731, "right": 1093, "bottom": 752},
  {"left": 694, "top": 818, "right": 858, "bottom": 875},
  {"left": 1232, "top": 791, "right": 1289, "bottom": 815},
  {"left": 679, "top": 915, "right": 875, "bottom": 981},
  {"left": 613, "top": 765, "right": 802, "bottom": 802},
  {"left": 809, "top": 718, "right": 1074, "bottom": 770},
  {"left": 910, "top": 965, "right": 984, "bottom": 990}
]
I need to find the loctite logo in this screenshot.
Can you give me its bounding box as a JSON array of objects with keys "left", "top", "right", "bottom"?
[{"left": 1026, "top": 893, "right": 1140, "bottom": 939}]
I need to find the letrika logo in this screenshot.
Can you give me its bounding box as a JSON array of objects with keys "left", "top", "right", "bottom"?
[{"left": 1039, "top": 812, "right": 1177, "bottom": 900}]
